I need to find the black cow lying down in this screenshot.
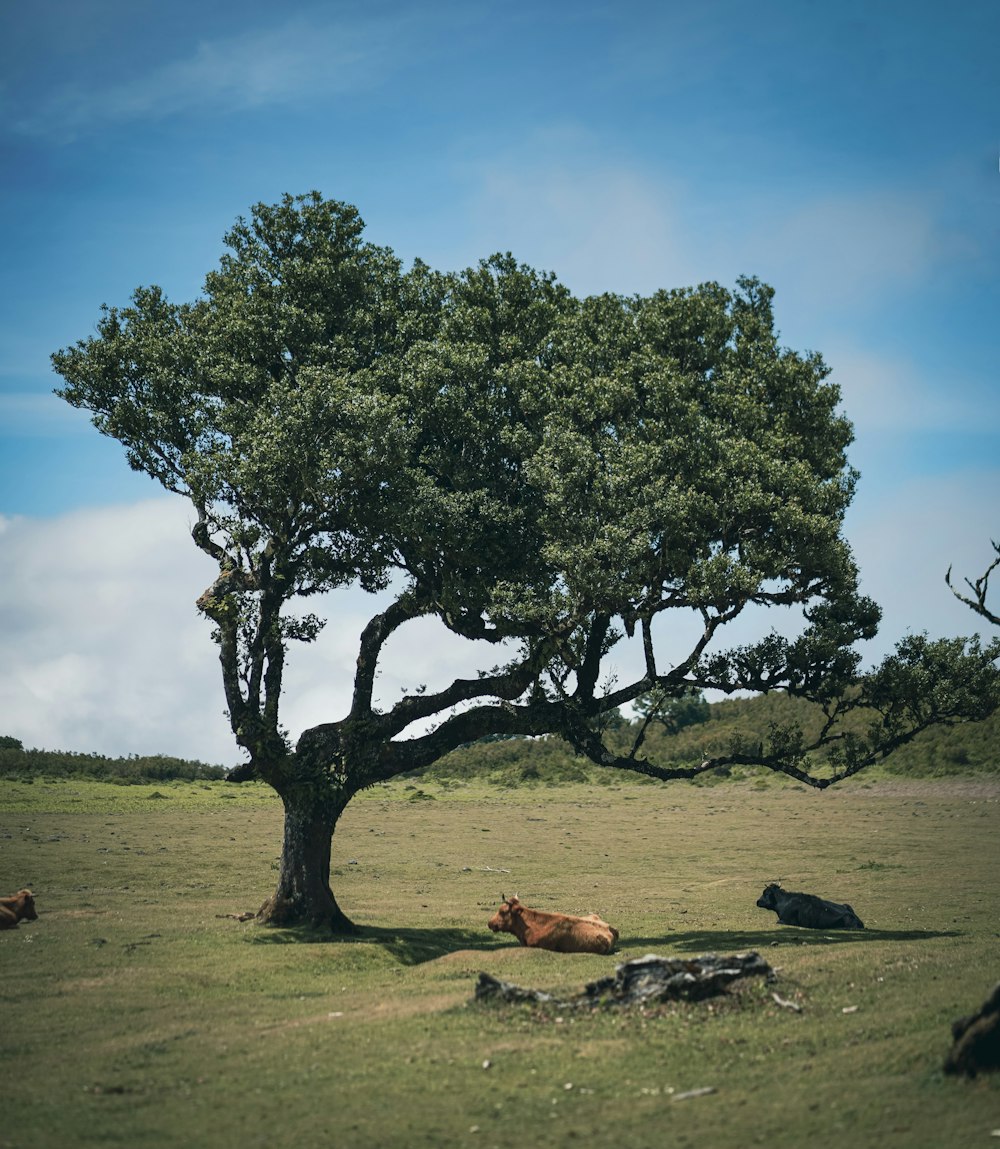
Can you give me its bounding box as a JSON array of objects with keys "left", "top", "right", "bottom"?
[{"left": 756, "top": 883, "right": 865, "bottom": 930}]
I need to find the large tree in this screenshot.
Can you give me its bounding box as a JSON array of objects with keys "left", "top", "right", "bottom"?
[{"left": 53, "top": 192, "right": 1000, "bottom": 932}]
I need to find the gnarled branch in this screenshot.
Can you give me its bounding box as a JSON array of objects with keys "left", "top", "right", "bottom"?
[{"left": 947, "top": 542, "right": 1000, "bottom": 627}]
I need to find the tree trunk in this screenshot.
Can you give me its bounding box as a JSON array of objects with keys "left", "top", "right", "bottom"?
[{"left": 256, "top": 785, "right": 357, "bottom": 933}]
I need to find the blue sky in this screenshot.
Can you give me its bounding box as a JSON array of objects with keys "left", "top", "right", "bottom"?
[{"left": 1, "top": 0, "right": 998, "bottom": 760}]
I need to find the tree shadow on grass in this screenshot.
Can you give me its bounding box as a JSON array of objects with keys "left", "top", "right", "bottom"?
[
  {"left": 249, "top": 922, "right": 507, "bottom": 964},
  {"left": 359, "top": 925, "right": 511, "bottom": 964},
  {"left": 246, "top": 923, "right": 962, "bottom": 965},
  {"left": 622, "top": 927, "right": 962, "bottom": 953}
]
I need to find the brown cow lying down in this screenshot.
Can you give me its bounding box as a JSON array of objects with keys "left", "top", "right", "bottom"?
[
  {"left": 0, "top": 889, "right": 38, "bottom": 930},
  {"left": 487, "top": 895, "right": 618, "bottom": 954}
]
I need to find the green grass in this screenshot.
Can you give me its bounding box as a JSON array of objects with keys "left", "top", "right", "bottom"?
[{"left": 2, "top": 776, "right": 999, "bottom": 1148}]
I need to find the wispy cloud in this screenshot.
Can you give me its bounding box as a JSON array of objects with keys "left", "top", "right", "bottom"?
[
  {"left": 744, "top": 194, "right": 939, "bottom": 308},
  {"left": 462, "top": 155, "right": 695, "bottom": 296},
  {"left": 14, "top": 13, "right": 408, "bottom": 140},
  {"left": 0, "top": 392, "right": 93, "bottom": 437},
  {"left": 460, "top": 145, "right": 942, "bottom": 311},
  {"left": 455, "top": 143, "right": 698, "bottom": 294},
  {"left": 827, "top": 344, "right": 1000, "bottom": 435}
]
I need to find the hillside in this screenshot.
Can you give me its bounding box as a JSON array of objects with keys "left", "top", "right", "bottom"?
[
  {"left": 3, "top": 689, "right": 997, "bottom": 786},
  {"left": 425, "top": 691, "right": 1000, "bottom": 784}
]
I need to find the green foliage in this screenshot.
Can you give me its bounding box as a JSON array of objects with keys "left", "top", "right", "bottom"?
[
  {"left": 49, "top": 190, "right": 1000, "bottom": 926},
  {"left": 51, "top": 193, "right": 892, "bottom": 774},
  {"left": 631, "top": 686, "right": 711, "bottom": 734},
  {"left": 0, "top": 740, "right": 227, "bottom": 783}
]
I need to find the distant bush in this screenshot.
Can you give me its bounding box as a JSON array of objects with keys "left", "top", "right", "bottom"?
[{"left": 0, "top": 740, "right": 228, "bottom": 783}]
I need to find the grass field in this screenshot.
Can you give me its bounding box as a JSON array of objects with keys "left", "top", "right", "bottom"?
[{"left": 2, "top": 775, "right": 998, "bottom": 1148}]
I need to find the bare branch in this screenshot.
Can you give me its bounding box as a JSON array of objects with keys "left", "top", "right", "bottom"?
[
  {"left": 947, "top": 542, "right": 1000, "bottom": 627},
  {"left": 377, "top": 696, "right": 565, "bottom": 778},
  {"left": 352, "top": 587, "right": 431, "bottom": 717},
  {"left": 641, "top": 616, "right": 657, "bottom": 679},
  {"left": 381, "top": 649, "right": 550, "bottom": 740},
  {"left": 566, "top": 634, "right": 1000, "bottom": 791},
  {"left": 627, "top": 703, "right": 659, "bottom": 759},
  {"left": 574, "top": 614, "right": 612, "bottom": 701}
]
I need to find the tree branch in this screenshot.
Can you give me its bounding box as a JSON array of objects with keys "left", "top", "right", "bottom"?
[
  {"left": 947, "top": 543, "right": 1000, "bottom": 627},
  {"left": 352, "top": 587, "right": 431, "bottom": 717},
  {"left": 573, "top": 613, "right": 612, "bottom": 701},
  {"left": 381, "top": 653, "right": 545, "bottom": 740},
  {"left": 377, "top": 697, "right": 565, "bottom": 778},
  {"left": 567, "top": 634, "right": 1000, "bottom": 790}
]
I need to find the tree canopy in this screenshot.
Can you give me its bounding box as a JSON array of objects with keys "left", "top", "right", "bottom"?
[{"left": 52, "top": 192, "right": 1000, "bottom": 930}]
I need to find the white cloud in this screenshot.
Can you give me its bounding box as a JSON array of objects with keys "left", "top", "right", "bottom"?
[
  {"left": 0, "top": 500, "right": 229, "bottom": 760},
  {"left": 15, "top": 13, "right": 409, "bottom": 139},
  {"left": 0, "top": 499, "right": 513, "bottom": 761}
]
